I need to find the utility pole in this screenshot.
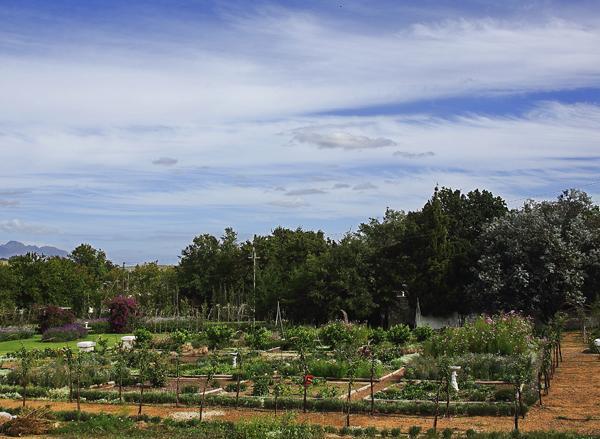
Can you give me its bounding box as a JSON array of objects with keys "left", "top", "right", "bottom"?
[
  {"left": 248, "top": 243, "right": 260, "bottom": 323},
  {"left": 122, "top": 262, "right": 126, "bottom": 294}
]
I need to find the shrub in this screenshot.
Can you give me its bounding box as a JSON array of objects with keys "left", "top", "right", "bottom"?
[
  {"left": 0, "top": 326, "right": 34, "bottom": 342},
  {"left": 369, "top": 327, "right": 389, "bottom": 344},
  {"left": 413, "top": 325, "right": 434, "bottom": 342},
  {"left": 425, "top": 313, "right": 534, "bottom": 357},
  {"left": 181, "top": 385, "right": 199, "bottom": 394},
  {"left": 37, "top": 306, "right": 75, "bottom": 333},
  {"left": 388, "top": 324, "right": 411, "bottom": 345},
  {"left": 225, "top": 382, "right": 247, "bottom": 393},
  {"left": 251, "top": 376, "right": 270, "bottom": 396},
  {"left": 41, "top": 324, "right": 87, "bottom": 342},
  {"left": 442, "top": 428, "right": 453, "bottom": 439},
  {"left": 133, "top": 328, "right": 153, "bottom": 346},
  {"left": 205, "top": 324, "right": 234, "bottom": 350},
  {"left": 408, "top": 426, "right": 422, "bottom": 439},
  {"left": 245, "top": 327, "right": 273, "bottom": 350},
  {"left": 108, "top": 296, "right": 138, "bottom": 333},
  {"left": 319, "top": 322, "right": 369, "bottom": 349}
]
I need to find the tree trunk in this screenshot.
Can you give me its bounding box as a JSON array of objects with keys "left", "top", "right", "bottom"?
[
  {"left": 433, "top": 380, "right": 442, "bottom": 432},
  {"left": 22, "top": 383, "right": 26, "bottom": 408},
  {"left": 200, "top": 378, "right": 208, "bottom": 422},
  {"left": 303, "top": 382, "right": 308, "bottom": 414},
  {"left": 444, "top": 377, "right": 450, "bottom": 417},
  {"left": 537, "top": 372, "right": 543, "bottom": 406},
  {"left": 235, "top": 363, "right": 242, "bottom": 409},
  {"left": 274, "top": 391, "right": 278, "bottom": 416},
  {"left": 513, "top": 386, "right": 519, "bottom": 432},
  {"left": 138, "top": 384, "right": 144, "bottom": 415},
  {"left": 118, "top": 369, "right": 123, "bottom": 403},
  {"left": 76, "top": 373, "right": 81, "bottom": 413},
  {"left": 68, "top": 368, "right": 73, "bottom": 403},
  {"left": 518, "top": 386, "right": 525, "bottom": 419},
  {"left": 345, "top": 379, "right": 352, "bottom": 427},
  {"left": 370, "top": 357, "right": 375, "bottom": 416},
  {"left": 558, "top": 341, "right": 563, "bottom": 362},
  {"left": 175, "top": 357, "right": 180, "bottom": 408}
]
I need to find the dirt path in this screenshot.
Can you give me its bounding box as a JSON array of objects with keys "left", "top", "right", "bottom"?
[
  {"left": 2, "top": 332, "right": 598, "bottom": 434},
  {"left": 348, "top": 368, "right": 405, "bottom": 401}
]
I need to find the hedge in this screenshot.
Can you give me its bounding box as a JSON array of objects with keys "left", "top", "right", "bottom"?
[
  {"left": 0, "top": 383, "right": 528, "bottom": 417},
  {"left": 77, "top": 388, "right": 524, "bottom": 416}
]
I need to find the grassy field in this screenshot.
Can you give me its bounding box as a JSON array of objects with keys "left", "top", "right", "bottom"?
[{"left": 0, "top": 333, "right": 132, "bottom": 355}]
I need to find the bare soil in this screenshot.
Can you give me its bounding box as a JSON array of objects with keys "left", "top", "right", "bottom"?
[{"left": 1, "top": 332, "right": 598, "bottom": 434}]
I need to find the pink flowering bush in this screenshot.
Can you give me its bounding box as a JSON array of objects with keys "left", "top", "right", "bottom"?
[
  {"left": 425, "top": 312, "right": 535, "bottom": 357},
  {"left": 108, "top": 295, "right": 139, "bottom": 333}
]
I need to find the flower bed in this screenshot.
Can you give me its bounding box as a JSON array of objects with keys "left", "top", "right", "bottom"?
[
  {"left": 41, "top": 324, "right": 87, "bottom": 342},
  {"left": 374, "top": 381, "right": 514, "bottom": 403},
  {"left": 0, "top": 326, "right": 35, "bottom": 342}
]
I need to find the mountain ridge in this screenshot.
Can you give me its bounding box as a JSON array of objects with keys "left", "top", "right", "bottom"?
[{"left": 0, "top": 240, "right": 68, "bottom": 259}]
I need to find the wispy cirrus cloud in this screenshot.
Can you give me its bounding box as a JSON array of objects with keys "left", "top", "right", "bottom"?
[
  {"left": 0, "top": 219, "right": 57, "bottom": 234},
  {"left": 2, "top": 1, "right": 600, "bottom": 262},
  {"left": 152, "top": 157, "right": 178, "bottom": 166},
  {"left": 291, "top": 130, "right": 397, "bottom": 150}
]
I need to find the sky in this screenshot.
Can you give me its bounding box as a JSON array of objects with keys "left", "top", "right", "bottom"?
[{"left": 1, "top": 0, "right": 600, "bottom": 264}]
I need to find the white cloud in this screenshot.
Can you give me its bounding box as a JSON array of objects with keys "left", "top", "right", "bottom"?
[
  {"left": 1, "top": 14, "right": 600, "bottom": 126},
  {"left": 0, "top": 200, "right": 19, "bottom": 207},
  {"left": 152, "top": 157, "right": 178, "bottom": 166},
  {"left": 291, "top": 130, "right": 397, "bottom": 150},
  {"left": 285, "top": 188, "right": 326, "bottom": 196},
  {"left": 0, "top": 219, "right": 57, "bottom": 234},
  {"left": 393, "top": 150, "right": 435, "bottom": 159}
]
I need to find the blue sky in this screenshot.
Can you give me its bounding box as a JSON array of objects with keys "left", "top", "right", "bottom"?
[{"left": 1, "top": 0, "right": 600, "bottom": 263}]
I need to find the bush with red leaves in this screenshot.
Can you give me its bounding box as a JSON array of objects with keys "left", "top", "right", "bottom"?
[
  {"left": 108, "top": 295, "right": 139, "bottom": 333},
  {"left": 37, "top": 305, "right": 75, "bottom": 333}
]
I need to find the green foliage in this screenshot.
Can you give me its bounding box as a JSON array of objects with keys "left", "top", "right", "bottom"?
[
  {"left": 284, "top": 326, "right": 318, "bottom": 351},
  {"left": 205, "top": 324, "right": 234, "bottom": 350},
  {"left": 413, "top": 325, "right": 434, "bottom": 342},
  {"left": 244, "top": 327, "right": 273, "bottom": 350},
  {"left": 319, "top": 322, "right": 370, "bottom": 349},
  {"left": 224, "top": 382, "right": 247, "bottom": 393},
  {"left": 425, "top": 313, "right": 534, "bottom": 357},
  {"left": 251, "top": 376, "right": 270, "bottom": 396},
  {"left": 409, "top": 425, "right": 422, "bottom": 439},
  {"left": 133, "top": 328, "right": 153, "bottom": 347},
  {"left": 0, "top": 327, "right": 35, "bottom": 342},
  {"left": 388, "top": 324, "right": 411, "bottom": 345},
  {"left": 405, "top": 353, "right": 517, "bottom": 381}
]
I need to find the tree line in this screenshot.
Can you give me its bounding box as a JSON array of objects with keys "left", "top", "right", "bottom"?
[{"left": 1, "top": 187, "right": 598, "bottom": 325}]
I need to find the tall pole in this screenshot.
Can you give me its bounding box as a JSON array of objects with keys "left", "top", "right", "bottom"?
[
  {"left": 122, "top": 262, "right": 126, "bottom": 294},
  {"left": 248, "top": 244, "right": 260, "bottom": 323}
]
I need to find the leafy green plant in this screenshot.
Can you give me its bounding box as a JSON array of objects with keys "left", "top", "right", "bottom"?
[
  {"left": 413, "top": 325, "right": 435, "bottom": 342},
  {"left": 245, "top": 327, "right": 273, "bottom": 350},
  {"left": 388, "top": 324, "right": 412, "bottom": 345},
  {"left": 205, "top": 324, "right": 234, "bottom": 350},
  {"left": 251, "top": 376, "right": 270, "bottom": 396},
  {"left": 409, "top": 425, "right": 422, "bottom": 439}
]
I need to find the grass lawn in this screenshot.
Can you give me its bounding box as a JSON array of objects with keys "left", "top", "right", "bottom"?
[{"left": 0, "top": 333, "right": 132, "bottom": 355}]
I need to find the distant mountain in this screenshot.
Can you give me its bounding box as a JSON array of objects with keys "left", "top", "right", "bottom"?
[{"left": 0, "top": 240, "right": 69, "bottom": 259}]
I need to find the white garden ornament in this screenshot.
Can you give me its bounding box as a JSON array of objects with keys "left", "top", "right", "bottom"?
[
  {"left": 449, "top": 365, "right": 461, "bottom": 391},
  {"left": 121, "top": 335, "right": 137, "bottom": 350},
  {"left": 76, "top": 341, "right": 96, "bottom": 352},
  {"left": 229, "top": 351, "right": 238, "bottom": 368}
]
